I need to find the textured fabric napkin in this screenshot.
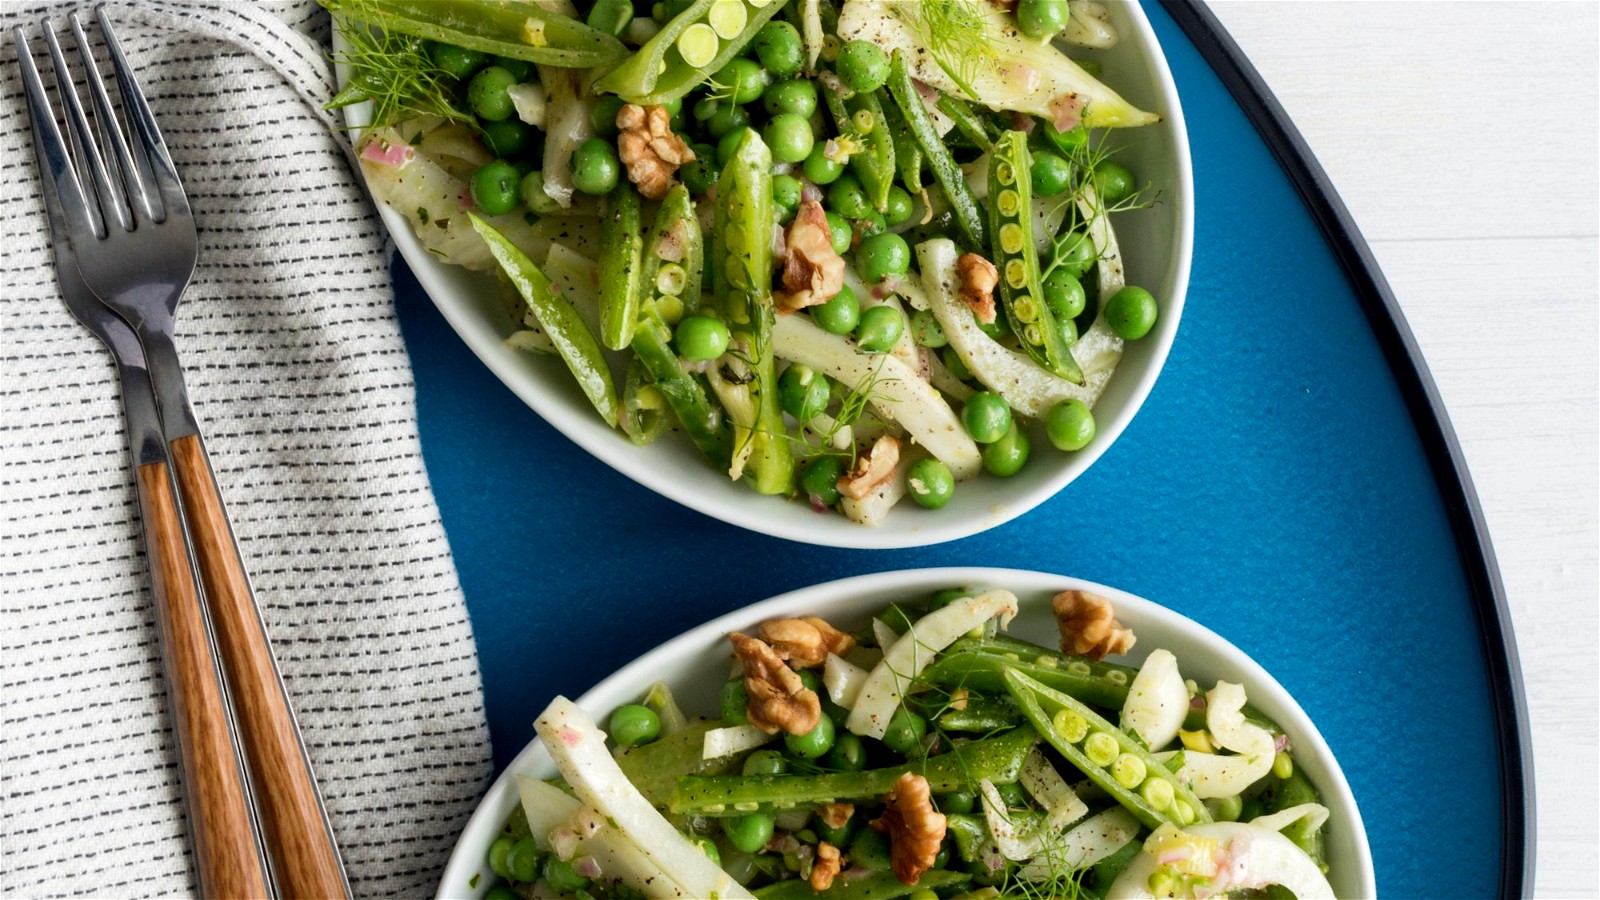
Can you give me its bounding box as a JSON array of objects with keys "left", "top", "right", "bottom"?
[{"left": 0, "top": 1, "right": 493, "bottom": 895}]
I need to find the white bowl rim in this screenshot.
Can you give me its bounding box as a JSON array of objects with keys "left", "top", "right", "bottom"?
[
  {"left": 436, "top": 567, "right": 1374, "bottom": 899},
  {"left": 346, "top": 0, "right": 1195, "bottom": 549}
]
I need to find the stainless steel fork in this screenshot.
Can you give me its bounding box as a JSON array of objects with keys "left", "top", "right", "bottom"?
[{"left": 18, "top": 10, "right": 350, "bottom": 898}]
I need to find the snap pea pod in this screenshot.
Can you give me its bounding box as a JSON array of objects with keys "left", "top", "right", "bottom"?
[
  {"left": 937, "top": 94, "right": 997, "bottom": 153},
  {"left": 1259, "top": 758, "right": 1327, "bottom": 868},
  {"left": 585, "top": 0, "right": 632, "bottom": 37},
  {"left": 320, "top": 0, "right": 627, "bottom": 68},
  {"left": 821, "top": 82, "right": 895, "bottom": 214},
  {"left": 881, "top": 101, "right": 924, "bottom": 195},
  {"left": 1005, "top": 669, "right": 1209, "bottom": 831},
  {"left": 595, "top": 0, "right": 785, "bottom": 105},
  {"left": 885, "top": 50, "right": 985, "bottom": 249},
  {"left": 988, "top": 131, "right": 1085, "bottom": 383},
  {"left": 598, "top": 183, "right": 644, "bottom": 351},
  {"left": 670, "top": 724, "right": 1036, "bottom": 815},
  {"left": 712, "top": 130, "right": 792, "bottom": 496},
  {"left": 943, "top": 813, "right": 991, "bottom": 863},
  {"left": 753, "top": 869, "right": 968, "bottom": 900},
  {"left": 469, "top": 214, "right": 618, "bottom": 425},
  {"left": 619, "top": 358, "right": 668, "bottom": 445},
  {"left": 933, "top": 696, "right": 1020, "bottom": 733},
  {"left": 629, "top": 188, "right": 732, "bottom": 466}
]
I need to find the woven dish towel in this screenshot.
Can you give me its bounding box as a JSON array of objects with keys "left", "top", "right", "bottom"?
[{"left": 0, "top": 1, "right": 493, "bottom": 895}]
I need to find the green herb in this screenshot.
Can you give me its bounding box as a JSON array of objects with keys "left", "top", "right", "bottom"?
[
  {"left": 327, "top": 16, "right": 468, "bottom": 130},
  {"left": 888, "top": 0, "right": 997, "bottom": 101}
]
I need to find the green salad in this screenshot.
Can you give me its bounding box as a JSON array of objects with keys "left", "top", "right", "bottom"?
[
  {"left": 474, "top": 587, "right": 1335, "bottom": 899},
  {"left": 328, "top": 0, "right": 1167, "bottom": 525}
]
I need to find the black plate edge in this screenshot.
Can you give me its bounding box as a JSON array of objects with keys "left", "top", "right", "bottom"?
[{"left": 1155, "top": 1, "right": 1535, "bottom": 896}]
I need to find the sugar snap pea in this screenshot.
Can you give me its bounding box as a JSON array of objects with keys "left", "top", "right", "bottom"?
[
  {"left": 598, "top": 183, "right": 645, "bottom": 351},
  {"left": 988, "top": 131, "right": 1085, "bottom": 383},
  {"left": 469, "top": 214, "right": 618, "bottom": 426},
  {"left": 320, "top": 0, "right": 627, "bottom": 68},
  {"left": 596, "top": 0, "right": 786, "bottom": 105},
  {"left": 821, "top": 82, "right": 895, "bottom": 214},
  {"left": 881, "top": 100, "right": 923, "bottom": 195},
  {"left": 1259, "top": 757, "right": 1327, "bottom": 868},
  {"left": 885, "top": 50, "right": 985, "bottom": 249},
  {"left": 1005, "top": 669, "right": 1209, "bottom": 830},
  {"left": 937, "top": 93, "right": 997, "bottom": 153},
  {"left": 619, "top": 359, "right": 668, "bottom": 445}
]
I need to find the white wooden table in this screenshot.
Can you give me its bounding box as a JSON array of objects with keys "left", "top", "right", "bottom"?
[{"left": 1207, "top": 3, "right": 1598, "bottom": 895}]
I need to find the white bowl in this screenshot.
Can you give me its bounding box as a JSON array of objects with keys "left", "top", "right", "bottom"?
[
  {"left": 436, "top": 568, "right": 1372, "bottom": 899},
  {"left": 345, "top": 1, "right": 1193, "bottom": 548}
]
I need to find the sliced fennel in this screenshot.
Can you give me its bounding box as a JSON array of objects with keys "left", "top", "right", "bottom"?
[
  {"left": 517, "top": 775, "right": 697, "bottom": 898},
  {"left": 1120, "top": 649, "right": 1187, "bottom": 751},
  {"left": 1107, "top": 822, "right": 1335, "bottom": 899}
]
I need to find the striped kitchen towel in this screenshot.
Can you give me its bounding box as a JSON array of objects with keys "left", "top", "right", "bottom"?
[{"left": 0, "top": 1, "right": 492, "bottom": 895}]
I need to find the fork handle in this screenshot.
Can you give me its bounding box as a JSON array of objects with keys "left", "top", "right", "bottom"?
[
  {"left": 170, "top": 434, "right": 351, "bottom": 900},
  {"left": 135, "top": 459, "right": 272, "bottom": 900}
]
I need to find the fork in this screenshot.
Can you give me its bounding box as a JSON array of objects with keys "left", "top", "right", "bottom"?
[{"left": 18, "top": 10, "right": 350, "bottom": 898}]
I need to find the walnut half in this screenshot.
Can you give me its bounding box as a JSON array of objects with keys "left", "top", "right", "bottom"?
[
  {"left": 810, "top": 841, "right": 842, "bottom": 892},
  {"left": 776, "top": 199, "right": 846, "bottom": 312},
  {"left": 872, "top": 772, "right": 947, "bottom": 885},
  {"left": 956, "top": 252, "right": 998, "bottom": 325},
  {"left": 1053, "top": 589, "right": 1136, "bottom": 660},
  {"left": 729, "top": 632, "right": 820, "bottom": 736},
  {"left": 759, "top": 617, "right": 857, "bottom": 668},
  {"left": 616, "top": 103, "right": 694, "bottom": 200},
  {"left": 837, "top": 435, "right": 901, "bottom": 500}
]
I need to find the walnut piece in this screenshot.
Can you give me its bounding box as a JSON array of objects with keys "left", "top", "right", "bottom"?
[
  {"left": 1053, "top": 589, "right": 1137, "bottom": 660},
  {"left": 616, "top": 103, "right": 695, "bottom": 200},
  {"left": 818, "top": 802, "right": 855, "bottom": 830},
  {"left": 760, "top": 616, "right": 857, "bottom": 668},
  {"left": 837, "top": 435, "right": 901, "bottom": 500},
  {"left": 729, "top": 632, "right": 821, "bottom": 736},
  {"left": 871, "top": 772, "right": 947, "bottom": 885},
  {"left": 957, "top": 252, "right": 999, "bottom": 325},
  {"left": 810, "top": 841, "right": 842, "bottom": 892},
  {"left": 776, "top": 199, "right": 846, "bottom": 312}
]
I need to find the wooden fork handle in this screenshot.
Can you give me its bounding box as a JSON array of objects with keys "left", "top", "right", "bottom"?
[
  {"left": 135, "top": 459, "right": 271, "bottom": 900},
  {"left": 170, "top": 434, "right": 351, "bottom": 900}
]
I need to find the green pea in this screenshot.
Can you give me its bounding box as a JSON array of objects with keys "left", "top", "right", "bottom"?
[
  {"left": 908, "top": 309, "right": 946, "bottom": 349},
  {"left": 483, "top": 887, "right": 521, "bottom": 900},
  {"left": 812, "top": 282, "right": 860, "bottom": 334},
  {"left": 763, "top": 79, "right": 819, "bottom": 119},
  {"left": 487, "top": 836, "right": 515, "bottom": 878},
  {"left": 1017, "top": 0, "right": 1070, "bottom": 39},
  {"left": 706, "top": 101, "right": 751, "bottom": 139},
  {"left": 778, "top": 365, "right": 831, "bottom": 421},
  {"left": 785, "top": 712, "right": 836, "bottom": 759},
  {"left": 856, "top": 210, "right": 887, "bottom": 240},
  {"left": 1042, "top": 268, "right": 1087, "bottom": 321},
  {"left": 491, "top": 54, "right": 535, "bottom": 83},
  {"left": 717, "top": 126, "right": 755, "bottom": 166},
  {"left": 675, "top": 314, "right": 731, "bottom": 361},
  {"left": 983, "top": 421, "right": 1030, "bottom": 477},
  {"left": 609, "top": 703, "right": 661, "bottom": 748},
  {"left": 929, "top": 587, "right": 969, "bottom": 611},
  {"left": 848, "top": 826, "right": 892, "bottom": 870},
  {"left": 506, "top": 836, "right": 542, "bottom": 882},
  {"left": 825, "top": 174, "right": 870, "bottom": 221},
  {"left": 941, "top": 346, "right": 973, "bottom": 381},
  {"left": 753, "top": 20, "right": 803, "bottom": 78},
  {"left": 825, "top": 211, "right": 853, "bottom": 255},
  {"left": 976, "top": 307, "right": 1010, "bottom": 340},
  {"left": 1208, "top": 793, "right": 1244, "bottom": 822},
  {"left": 961, "top": 392, "right": 1011, "bottom": 444},
  {"left": 801, "top": 456, "right": 846, "bottom": 507},
  {"left": 764, "top": 112, "right": 815, "bottom": 165},
  {"left": 857, "top": 232, "right": 910, "bottom": 283},
  {"left": 571, "top": 138, "right": 620, "bottom": 195},
  {"left": 1094, "top": 160, "right": 1136, "bottom": 205},
  {"left": 1030, "top": 150, "right": 1073, "bottom": 197},
  {"left": 427, "top": 41, "right": 486, "bottom": 81},
  {"left": 1044, "top": 399, "right": 1095, "bottom": 451},
  {"left": 723, "top": 813, "right": 775, "bottom": 854},
  {"left": 1105, "top": 285, "right": 1158, "bottom": 339},
  {"left": 826, "top": 732, "right": 867, "bottom": 771},
  {"left": 815, "top": 809, "right": 856, "bottom": 846},
  {"left": 590, "top": 93, "right": 626, "bottom": 137},
  {"left": 467, "top": 66, "right": 518, "bottom": 121},
  {"left": 1054, "top": 230, "right": 1096, "bottom": 278},
  {"left": 516, "top": 172, "right": 560, "bottom": 215},
  {"left": 836, "top": 40, "right": 889, "bottom": 93},
  {"left": 720, "top": 676, "right": 750, "bottom": 724},
  {"left": 693, "top": 835, "right": 722, "bottom": 867},
  {"left": 680, "top": 143, "right": 719, "bottom": 195},
  {"left": 937, "top": 790, "right": 976, "bottom": 815},
  {"left": 881, "top": 706, "right": 927, "bottom": 754},
  {"left": 907, "top": 458, "right": 955, "bottom": 509},
  {"left": 469, "top": 161, "right": 521, "bottom": 216},
  {"left": 854, "top": 305, "right": 905, "bottom": 353},
  {"left": 715, "top": 57, "right": 769, "bottom": 105},
  {"left": 772, "top": 173, "right": 803, "bottom": 224},
  {"left": 543, "top": 856, "right": 591, "bottom": 893},
  {"left": 481, "top": 119, "right": 534, "bottom": 158},
  {"left": 743, "top": 748, "right": 788, "bottom": 776},
  {"left": 883, "top": 186, "right": 915, "bottom": 226},
  {"left": 995, "top": 780, "right": 1028, "bottom": 808},
  {"left": 803, "top": 143, "right": 845, "bottom": 185}
]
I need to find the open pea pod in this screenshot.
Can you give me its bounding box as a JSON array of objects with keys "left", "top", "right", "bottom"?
[
  {"left": 595, "top": 0, "right": 785, "bottom": 105},
  {"left": 469, "top": 214, "right": 619, "bottom": 426},
  {"left": 321, "top": 0, "right": 628, "bottom": 68}
]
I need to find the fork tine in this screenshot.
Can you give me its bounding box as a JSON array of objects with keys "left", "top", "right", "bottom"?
[
  {"left": 40, "top": 18, "right": 132, "bottom": 235},
  {"left": 12, "top": 26, "right": 103, "bottom": 243},
  {"left": 97, "top": 8, "right": 188, "bottom": 220},
  {"left": 70, "top": 11, "right": 160, "bottom": 224}
]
